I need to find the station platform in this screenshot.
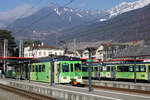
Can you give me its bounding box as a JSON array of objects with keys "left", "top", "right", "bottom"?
[
  {"left": 0, "top": 79, "right": 10, "bottom": 85},
  {"left": 1, "top": 79, "right": 150, "bottom": 100},
  {"left": 83, "top": 80, "right": 150, "bottom": 92}
]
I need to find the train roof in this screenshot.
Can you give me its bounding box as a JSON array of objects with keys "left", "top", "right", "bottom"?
[
  {"left": 33, "top": 56, "right": 81, "bottom": 62},
  {"left": 103, "top": 62, "right": 150, "bottom": 65}
]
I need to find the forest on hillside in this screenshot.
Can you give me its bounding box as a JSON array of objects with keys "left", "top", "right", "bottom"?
[{"left": 0, "top": 30, "right": 16, "bottom": 56}]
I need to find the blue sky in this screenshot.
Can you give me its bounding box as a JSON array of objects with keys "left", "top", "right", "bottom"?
[{"left": 0, "top": 0, "right": 137, "bottom": 11}]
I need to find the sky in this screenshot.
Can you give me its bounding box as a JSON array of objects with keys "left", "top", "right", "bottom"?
[{"left": 0, "top": 0, "right": 138, "bottom": 12}]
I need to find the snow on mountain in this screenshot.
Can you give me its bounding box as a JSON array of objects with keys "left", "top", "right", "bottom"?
[
  {"left": 109, "top": 0, "right": 150, "bottom": 17},
  {"left": 99, "top": 18, "right": 107, "bottom": 22},
  {"left": 76, "top": 13, "right": 83, "bottom": 17},
  {"left": 54, "top": 8, "right": 61, "bottom": 16}
]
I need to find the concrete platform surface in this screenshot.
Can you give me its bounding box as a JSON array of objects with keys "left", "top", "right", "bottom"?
[
  {"left": 83, "top": 80, "right": 150, "bottom": 91},
  {"left": 7, "top": 79, "right": 150, "bottom": 100}
]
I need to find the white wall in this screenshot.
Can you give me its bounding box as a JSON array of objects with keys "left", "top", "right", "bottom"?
[{"left": 24, "top": 47, "right": 64, "bottom": 58}]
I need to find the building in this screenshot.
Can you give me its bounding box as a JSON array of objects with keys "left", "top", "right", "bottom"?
[
  {"left": 95, "top": 43, "right": 130, "bottom": 61},
  {"left": 76, "top": 50, "right": 84, "bottom": 58},
  {"left": 24, "top": 44, "right": 64, "bottom": 58},
  {"left": 82, "top": 47, "right": 97, "bottom": 59}
]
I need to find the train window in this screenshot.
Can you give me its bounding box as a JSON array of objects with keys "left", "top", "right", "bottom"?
[
  {"left": 57, "top": 64, "right": 60, "bottom": 72},
  {"left": 117, "top": 66, "right": 129, "bottom": 72},
  {"left": 75, "top": 64, "right": 81, "bottom": 72},
  {"left": 71, "top": 64, "right": 73, "bottom": 72},
  {"left": 62, "top": 63, "right": 69, "bottom": 72},
  {"left": 139, "top": 65, "right": 146, "bottom": 72},
  {"left": 39, "top": 65, "right": 41, "bottom": 72},
  {"left": 30, "top": 65, "right": 33, "bottom": 72},
  {"left": 149, "top": 66, "right": 150, "bottom": 72},
  {"left": 107, "top": 66, "right": 110, "bottom": 72},
  {"left": 36, "top": 65, "right": 38, "bottom": 72},
  {"left": 135, "top": 66, "right": 140, "bottom": 72},
  {"left": 42, "top": 65, "right": 45, "bottom": 72},
  {"left": 95, "top": 67, "right": 98, "bottom": 72},
  {"left": 92, "top": 67, "right": 94, "bottom": 72},
  {"left": 33, "top": 65, "right": 35, "bottom": 72},
  {"left": 103, "top": 66, "right": 107, "bottom": 71},
  {"left": 100, "top": 67, "right": 103, "bottom": 72},
  {"left": 82, "top": 67, "right": 88, "bottom": 72},
  {"left": 112, "top": 66, "right": 116, "bottom": 71},
  {"left": 129, "top": 66, "right": 133, "bottom": 72}
]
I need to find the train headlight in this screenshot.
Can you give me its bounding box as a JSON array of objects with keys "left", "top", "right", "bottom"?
[
  {"left": 78, "top": 76, "right": 81, "bottom": 79},
  {"left": 63, "top": 77, "right": 67, "bottom": 79}
]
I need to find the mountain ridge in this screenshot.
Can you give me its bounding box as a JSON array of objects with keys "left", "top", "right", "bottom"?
[{"left": 5, "top": 0, "right": 150, "bottom": 45}]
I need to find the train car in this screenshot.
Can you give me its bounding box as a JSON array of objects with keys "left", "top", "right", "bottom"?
[
  {"left": 116, "top": 63, "right": 150, "bottom": 80},
  {"left": 6, "top": 63, "right": 28, "bottom": 79},
  {"left": 30, "top": 57, "right": 82, "bottom": 85},
  {"left": 100, "top": 63, "right": 150, "bottom": 81}
]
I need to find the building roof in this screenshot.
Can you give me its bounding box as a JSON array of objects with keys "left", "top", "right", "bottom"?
[
  {"left": 114, "top": 44, "right": 150, "bottom": 58},
  {"left": 76, "top": 49, "right": 84, "bottom": 55}
]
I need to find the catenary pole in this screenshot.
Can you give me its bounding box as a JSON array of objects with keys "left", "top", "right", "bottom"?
[{"left": 86, "top": 47, "right": 93, "bottom": 92}]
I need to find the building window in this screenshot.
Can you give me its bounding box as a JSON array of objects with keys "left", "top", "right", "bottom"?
[{"left": 39, "top": 52, "right": 41, "bottom": 56}]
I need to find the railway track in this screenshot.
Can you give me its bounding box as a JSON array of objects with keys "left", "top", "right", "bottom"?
[{"left": 0, "top": 83, "right": 58, "bottom": 100}]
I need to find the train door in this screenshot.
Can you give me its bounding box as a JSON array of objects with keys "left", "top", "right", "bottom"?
[
  {"left": 50, "top": 61, "right": 54, "bottom": 84},
  {"left": 94, "top": 67, "right": 99, "bottom": 78},
  {"left": 35, "top": 65, "right": 38, "bottom": 80},
  {"left": 111, "top": 66, "right": 116, "bottom": 80},
  {"left": 70, "top": 63, "right": 75, "bottom": 79},
  {"left": 148, "top": 65, "right": 150, "bottom": 81},
  {"left": 54, "top": 62, "right": 60, "bottom": 84}
]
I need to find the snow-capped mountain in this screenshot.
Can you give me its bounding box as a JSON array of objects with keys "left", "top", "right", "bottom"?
[
  {"left": 5, "top": 0, "right": 150, "bottom": 44},
  {"left": 109, "top": 0, "right": 150, "bottom": 17},
  {"left": 6, "top": 3, "right": 108, "bottom": 42}
]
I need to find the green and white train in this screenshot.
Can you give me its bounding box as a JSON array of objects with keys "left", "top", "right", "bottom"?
[
  {"left": 82, "top": 62, "right": 150, "bottom": 81},
  {"left": 30, "top": 57, "right": 82, "bottom": 85}
]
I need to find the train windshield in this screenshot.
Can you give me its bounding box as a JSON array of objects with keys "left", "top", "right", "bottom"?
[
  {"left": 75, "top": 63, "right": 81, "bottom": 72},
  {"left": 62, "top": 63, "right": 69, "bottom": 72}
]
